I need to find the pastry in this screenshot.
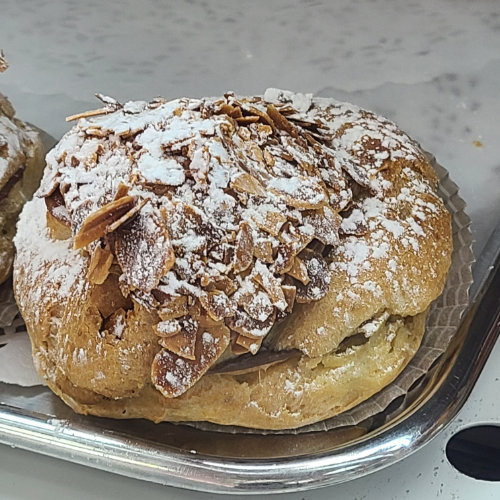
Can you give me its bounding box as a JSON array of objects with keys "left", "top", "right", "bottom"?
[
  {"left": 13, "top": 89, "right": 452, "bottom": 429},
  {"left": 0, "top": 51, "right": 45, "bottom": 284}
]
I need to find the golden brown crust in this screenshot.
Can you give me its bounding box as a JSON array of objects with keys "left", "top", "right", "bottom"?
[
  {"left": 47, "top": 312, "right": 427, "bottom": 430},
  {"left": 0, "top": 91, "right": 45, "bottom": 284},
  {"left": 13, "top": 89, "right": 452, "bottom": 429}
]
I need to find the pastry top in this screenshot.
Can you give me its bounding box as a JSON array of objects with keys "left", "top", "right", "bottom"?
[{"left": 14, "top": 89, "right": 451, "bottom": 403}]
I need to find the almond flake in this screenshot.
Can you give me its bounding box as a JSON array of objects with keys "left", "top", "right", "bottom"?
[
  {"left": 107, "top": 197, "right": 150, "bottom": 233},
  {"left": 230, "top": 172, "right": 266, "bottom": 197},
  {"left": 268, "top": 175, "right": 327, "bottom": 209},
  {"left": 266, "top": 104, "right": 305, "bottom": 146},
  {"left": 44, "top": 187, "right": 71, "bottom": 227},
  {"left": 87, "top": 244, "right": 114, "bottom": 285},
  {"left": 235, "top": 334, "right": 262, "bottom": 355},
  {"left": 233, "top": 221, "right": 254, "bottom": 274},
  {"left": 263, "top": 149, "right": 275, "bottom": 167},
  {"left": 281, "top": 284, "right": 296, "bottom": 313},
  {"left": 242, "top": 105, "right": 275, "bottom": 130},
  {"left": 226, "top": 308, "right": 276, "bottom": 339},
  {"left": 253, "top": 239, "right": 274, "bottom": 263},
  {"left": 295, "top": 251, "right": 330, "bottom": 303},
  {"left": 199, "top": 290, "right": 235, "bottom": 321},
  {"left": 0, "top": 51, "right": 8, "bottom": 72},
  {"left": 113, "top": 182, "right": 130, "bottom": 200},
  {"left": 113, "top": 211, "right": 175, "bottom": 292},
  {"left": 235, "top": 115, "right": 260, "bottom": 125},
  {"left": 252, "top": 210, "right": 287, "bottom": 236},
  {"left": 152, "top": 322, "right": 230, "bottom": 397},
  {"left": 66, "top": 107, "right": 115, "bottom": 122},
  {"left": 156, "top": 294, "right": 189, "bottom": 320},
  {"left": 73, "top": 195, "right": 136, "bottom": 249},
  {"left": 273, "top": 243, "right": 296, "bottom": 274},
  {"left": 251, "top": 261, "right": 287, "bottom": 311},
  {"left": 159, "top": 329, "right": 197, "bottom": 360},
  {"left": 286, "top": 256, "right": 310, "bottom": 285},
  {"left": 154, "top": 319, "right": 182, "bottom": 338},
  {"left": 302, "top": 206, "right": 341, "bottom": 246},
  {"left": 237, "top": 289, "right": 274, "bottom": 322}
]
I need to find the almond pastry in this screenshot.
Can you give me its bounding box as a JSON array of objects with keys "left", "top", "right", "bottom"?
[
  {"left": 13, "top": 89, "right": 452, "bottom": 429},
  {"left": 1, "top": 51, "right": 45, "bottom": 284}
]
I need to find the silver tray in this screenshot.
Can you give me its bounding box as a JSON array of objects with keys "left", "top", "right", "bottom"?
[{"left": 1, "top": 186, "right": 499, "bottom": 495}]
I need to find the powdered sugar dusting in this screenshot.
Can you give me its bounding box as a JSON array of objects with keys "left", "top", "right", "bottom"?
[{"left": 14, "top": 197, "right": 87, "bottom": 322}]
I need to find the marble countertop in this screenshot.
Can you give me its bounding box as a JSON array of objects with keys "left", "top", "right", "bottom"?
[{"left": 0, "top": 0, "right": 499, "bottom": 498}]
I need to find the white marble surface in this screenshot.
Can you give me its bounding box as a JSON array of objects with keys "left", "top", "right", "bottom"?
[{"left": 0, "top": 0, "right": 499, "bottom": 498}]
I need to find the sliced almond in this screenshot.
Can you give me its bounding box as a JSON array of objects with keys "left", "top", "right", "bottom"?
[
  {"left": 295, "top": 251, "right": 331, "bottom": 303},
  {"left": 226, "top": 308, "right": 277, "bottom": 339},
  {"left": 87, "top": 244, "right": 114, "bottom": 285},
  {"left": 44, "top": 187, "right": 71, "bottom": 240},
  {"left": 44, "top": 186, "right": 71, "bottom": 226},
  {"left": 107, "top": 197, "right": 150, "bottom": 233},
  {"left": 46, "top": 210, "right": 72, "bottom": 241},
  {"left": 152, "top": 322, "right": 230, "bottom": 397},
  {"left": 268, "top": 175, "right": 327, "bottom": 210},
  {"left": 73, "top": 195, "right": 136, "bottom": 249},
  {"left": 235, "top": 334, "right": 262, "bottom": 355},
  {"left": 237, "top": 288, "right": 274, "bottom": 322},
  {"left": 340, "top": 157, "right": 372, "bottom": 189},
  {"left": 308, "top": 239, "right": 326, "bottom": 254},
  {"left": 66, "top": 107, "right": 115, "bottom": 122},
  {"left": 237, "top": 127, "right": 251, "bottom": 141},
  {"left": 199, "top": 290, "right": 235, "bottom": 321},
  {"left": 158, "top": 316, "right": 197, "bottom": 348},
  {"left": 230, "top": 337, "right": 251, "bottom": 356},
  {"left": 233, "top": 221, "right": 254, "bottom": 274},
  {"left": 273, "top": 243, "right": 296, "bottom": 274},
  {"left": 281, "top": 284, "right": 296, "bottom": 313},
  {"left": 154, "top": 319, "right": 182, "bottom": 338},
  {"left": 113, "top": 211, "right": 175, "bottom": 292},
  {"left": 263, "top": 149, "right": 276, "bottom": 167},
  {"left": 235, "top": 115, "right": 260, "bottom": 125},
  {"left": 113, "top": 182, "right": 130, "bottom": 200},
  {"left": 215, "top": 103, "right": 237, "bottom": 117},
  {"left": 202, "top": 275, "right": 238, "bottom": 296},
  {"left": 279, "top": 224, "right": 314, "bottom": 254},
  {"left": 286, "top": 256, "right": 310, "bottom": 285},
  {"left": 266, "top": 104, "right": 305, "bottom": 146},
  {"left": 230, "top": 172, "right": 266, "bottom": 197},
  {"left": 242, "top": 105, "right": 275, "bottom": 130},
  {"left": 252, "top": 210, "right": 287, "bottom": 236},
  {"left": 253, "top": 239, "right": 274, "bottom": 263},
  {"left": 302, "top": 206, "right": 341, "bottom": 246},
  {"left": 230, "top": 106, "right": 243, "bottom": 119},
  {"left": 0, "top": 51, "right": 8, "bottom": 73},
  {"left": 251, "top": 260, "right": 287, "bottom": 311},
  {"left": 159, "top": 329, "right": 197, "bottom": 360},
  {"left": 157, "top": 295, "right": 188, "bottom": 321}
]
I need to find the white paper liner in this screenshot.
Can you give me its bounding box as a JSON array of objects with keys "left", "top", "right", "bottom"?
[
  {"left": 0, "top": 154, "right": 474, "bottom": 432},
  {"left": 0, "top": 281, "right": 44, "bottom": 386}
]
